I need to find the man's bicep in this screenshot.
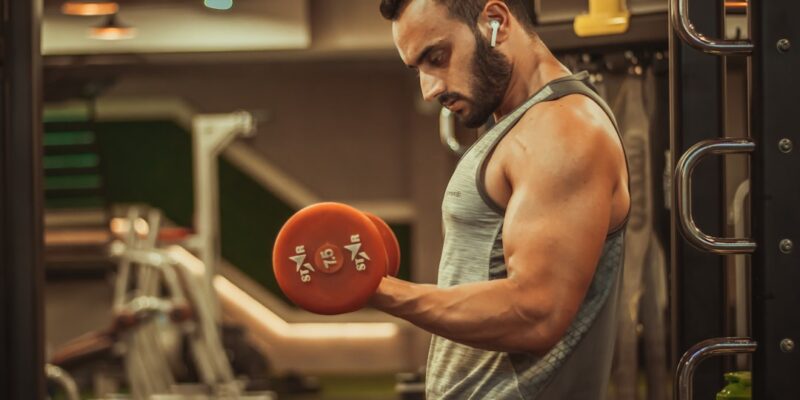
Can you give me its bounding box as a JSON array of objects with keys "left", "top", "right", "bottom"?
[
  {"left": 500, "top": 145, "right": 615, "bottom": 328},
  {"left": 503, "top": 179, "right": 610, "bottom": 279}
]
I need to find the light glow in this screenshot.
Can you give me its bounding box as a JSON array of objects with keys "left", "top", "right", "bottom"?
[
  {"left": 110, "top": 217, "right": 149, "bottom": 236},
  {"left": 724, "top": 1, "right": 748, "bottom": 8},
  {"left": 165, "top": 245, "right": 400, "bottom": 341},
  {"left": 214, "top": 275, "right": 399, "bottom": 340},
  {"left": 90, "top": 25, "right": 136, "bottom": 40},
  {"left": 62, "top": 1, "right": 119, "bottom": 16}
]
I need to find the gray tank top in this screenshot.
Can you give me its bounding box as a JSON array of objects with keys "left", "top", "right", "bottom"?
[{"left": 426, "top": 72, "right": 627, "bottom": 400}]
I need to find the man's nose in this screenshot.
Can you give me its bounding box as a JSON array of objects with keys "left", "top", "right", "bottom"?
[{"left": 420, "top": 71, "right": 445, "bottom": 102}]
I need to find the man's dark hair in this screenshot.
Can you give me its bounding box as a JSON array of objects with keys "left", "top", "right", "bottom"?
[{"left": 379, "top": 0, "right": 536, "bottom": 33}]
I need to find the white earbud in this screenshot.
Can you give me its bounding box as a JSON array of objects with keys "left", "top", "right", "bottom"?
[{"left": 489, "top": 20, "right": 500, "bottom": 48}]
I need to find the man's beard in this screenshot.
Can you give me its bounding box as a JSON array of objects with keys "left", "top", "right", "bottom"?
[{"left": 438, "top": 31, "right": 512, "bottom": 128}]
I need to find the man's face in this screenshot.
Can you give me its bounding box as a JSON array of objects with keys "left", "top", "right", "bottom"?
[{"left": 393, "top": 0, "right": 512, "bottom": 128}]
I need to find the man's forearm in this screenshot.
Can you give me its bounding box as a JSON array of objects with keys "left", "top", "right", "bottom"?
[{"left": 370, "top": 277, "right": 556, "bottom": 354}]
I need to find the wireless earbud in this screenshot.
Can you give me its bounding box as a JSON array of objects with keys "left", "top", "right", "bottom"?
[{"left": 489, "top": 19, "right": 500, "bottom": 48}]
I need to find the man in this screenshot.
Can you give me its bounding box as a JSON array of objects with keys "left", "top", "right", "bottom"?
[{"left": 369, "top": 0, "right": 630, "bottom": 399}]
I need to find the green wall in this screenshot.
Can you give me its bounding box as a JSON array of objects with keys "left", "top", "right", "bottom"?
[
  {"left": 96, "top": 121, "right": 194, "bottom": 225},
  {"left": 93, "top": 120, "right": 412, "bottom": 305}
]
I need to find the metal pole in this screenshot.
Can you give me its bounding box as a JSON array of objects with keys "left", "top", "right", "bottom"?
[
  {"left": 667, "top": 0, "right": 728, "bottom": 396},
  {"left": 190, "top": 111, "right": 255, "bottom": 320},
  {"left": 0, "top": 0, "right": 45, "bottom": 398}
]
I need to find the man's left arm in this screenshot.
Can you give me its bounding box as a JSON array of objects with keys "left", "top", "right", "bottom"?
[{"left": 370, "top": 113, "right": 620, "bottom": 355}]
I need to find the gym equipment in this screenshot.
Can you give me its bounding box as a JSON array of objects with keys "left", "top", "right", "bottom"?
[
  {"left": 190, "top": 111, "right": 256, "bottom": 321},
  {"left": 273, "top": 203, "right": 400, "bottom": 315},
  {"left": 51, "top": 206, "right": 275, "bottom": 399},
  {"left": 573, "top": 0, "right": 630, "bottom": 37},
  {"left": 110, "top": 207, "right": 270, "bottom": 399},
  {"left": 670, "top": 0, "right": 800, "bottom": 396}
]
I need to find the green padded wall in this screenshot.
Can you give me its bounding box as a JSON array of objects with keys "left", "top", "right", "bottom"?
[
  {"left": 95, "top": 121, "right": 194, "bottom": 226},
  {"left": 93, "top": 120, "right": 412, "bottom": 305}
]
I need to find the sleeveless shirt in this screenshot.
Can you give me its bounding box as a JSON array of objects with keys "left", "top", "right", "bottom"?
[{"left": 426, "top": 72, "right": 628, "bottom": 399}]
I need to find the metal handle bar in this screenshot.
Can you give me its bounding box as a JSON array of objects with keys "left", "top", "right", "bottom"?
[
  {"left": 675, "top": 337, "right": 757, "bottom": 400},
  {"left": 670, "top": 0, "right": 753, "bottom": 54},
  {"left": 674, "top": 139, "right": 757, "bottom": 253}
]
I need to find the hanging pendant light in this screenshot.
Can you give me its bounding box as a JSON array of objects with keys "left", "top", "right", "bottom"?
[
  {"left": 62, "top": 1, "right": 119, "bottom": 16},
  {"left": 89, "top": 14, "right": 136, "bottom": 40}
]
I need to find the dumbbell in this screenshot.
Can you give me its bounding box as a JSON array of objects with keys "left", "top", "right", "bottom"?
[{"left": 272, "top": 202, "right": 401, "bottom": 315}]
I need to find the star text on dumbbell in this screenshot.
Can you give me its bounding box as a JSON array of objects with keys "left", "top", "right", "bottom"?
[
  {"left": 345, "top": 234, "right": 370, "bottom": 271},
  {"left": 273, "top": 203, "right": 397, "bottom": 313},
  {"left": 344, "top": 236, "right": 362, "bottom": 260},
  {"left": 290, "top": 245, "right": 314, "bottom": 283}
]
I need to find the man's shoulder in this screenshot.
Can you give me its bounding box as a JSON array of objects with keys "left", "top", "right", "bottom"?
[
  {"left": 517, "top": 92, "right": 615, "bottom": 142},
  {"left": 506, "top": 94, "right": 616, "bottom": 158},
  {"left": 498, "top": 93, "right": 622, "bottom": 186}
]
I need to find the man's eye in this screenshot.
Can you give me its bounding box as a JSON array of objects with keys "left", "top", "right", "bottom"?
[{"left": 429, "top": 51, "right": 446, "bottom": 66}]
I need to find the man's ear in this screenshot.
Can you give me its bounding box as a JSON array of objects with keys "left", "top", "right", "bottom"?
[{"left": 480, "top": 1, "right": 511, "bottom": 47}]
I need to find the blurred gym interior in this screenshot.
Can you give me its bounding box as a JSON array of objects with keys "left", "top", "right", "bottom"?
[{"left": 1, "top": 0, "right": 797, "bottom": 399}]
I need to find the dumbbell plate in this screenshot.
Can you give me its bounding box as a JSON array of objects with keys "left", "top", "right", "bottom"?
[
  {"left": 273, "top": 203, "right": 387, "bottom": 315},
  {"left": 363, "top": 211, "right": 401, "bottom": 277}
]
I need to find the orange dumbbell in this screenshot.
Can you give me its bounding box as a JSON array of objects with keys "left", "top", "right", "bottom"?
[{"left": 272, "top": 203, "right": 401, "bottom": 315}]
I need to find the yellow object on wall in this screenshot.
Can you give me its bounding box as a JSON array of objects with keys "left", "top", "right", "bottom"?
[{"left": 573, "top": 0, "right": 630, "bottom": 37}]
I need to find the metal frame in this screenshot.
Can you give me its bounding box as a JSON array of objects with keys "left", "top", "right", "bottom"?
[
  {"left": 189, "top": 111, "right": 255, "bottom": 318},
  {"left": 750, "top": 0, "right": 800, "bottom": 397},
  {"left": 110, "top": 208, "right": 242, "bottom": 398},
  {"left": 668, "top": 0, "right": 728, "bottom": 396},
  {"left": 0, "top": 0, "right": 45, "bottom": 399},
  {"left": 671, "top": 0, "right": 800, "bottom": 397}
]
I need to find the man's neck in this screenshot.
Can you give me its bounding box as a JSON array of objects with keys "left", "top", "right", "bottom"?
[{"left": 493, "top": 38, "right": 570, "bottom": 120}]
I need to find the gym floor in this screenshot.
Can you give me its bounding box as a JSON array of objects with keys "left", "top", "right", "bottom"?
[{"left": 284, "top": 376, "right": 397, "bottom": 400}]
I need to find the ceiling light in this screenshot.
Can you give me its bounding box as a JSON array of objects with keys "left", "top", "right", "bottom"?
[
  {"left": 724, "top": 1, "right": 748, "bottom": 8},
  {"left": 62, "top": 1, "right": 119, "bottom": 16},
  {"left": 204, "top": 0, "right": 233, "bottom": 11},
  {"left": 89, "top": 14, "right": 136, "bottom": 40}
]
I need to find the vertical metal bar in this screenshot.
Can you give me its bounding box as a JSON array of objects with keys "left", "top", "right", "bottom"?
[
  {"left": 0, "top": 0, "right": 44, "bottom": 399},
  {"left": 750, "top": 0, "right": 800, "bottom": 397},
  {"left": 668, "top": 0, "right": 727, "bottom": 397},
  {"left": 191, "top": 112, "right": 254, "bottom": 322}
]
